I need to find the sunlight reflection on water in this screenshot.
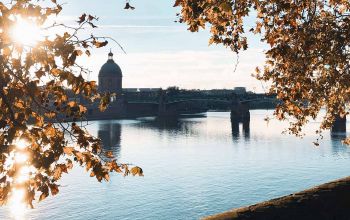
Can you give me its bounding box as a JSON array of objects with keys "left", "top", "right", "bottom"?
[
  {"left": 5, "top": 139, "right": 33, "bottom": 220},
  {"left": 9, "top": 189, "right": 27, "bottom": 220}
]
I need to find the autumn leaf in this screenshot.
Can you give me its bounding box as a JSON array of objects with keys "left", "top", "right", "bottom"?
[
  {"left": 90, "top": 171, "right": 95, "bottom": 177},
  {"left": 104, "top": 174, "right": 110, "bottom": 181},
  {"left": 78, "top": 13, "right": 86, "bottom": 24},
  {"left": 131, "top": 166, "right": 143, "bottom": 176},
  {"left": 124, "top": 3, "right": 135, "bottom": 10},
  {"left": 79, "top": 105, "right": 87, "bottom": 113},
  {"left": 105, "top": 151, "right": 114, "bottom": 158},
  {"left": 39, "top": 192, "right": 49, "bottom": 202},
  {"left": 63, "top": 147, "right": 74, "bottom": 155},
  {"left": 93, "top": 40, "right": 108, "bottom": 48},
  {"left": 35, "top": 70, "right": 45, "bottom": 78},
  {"left": 44, "top": 112, "right": 56, "bottom": 118},
  {"left": 342, "top": 138, "right": 350, "bottom": 145},
  {"left": 50, "top": 68, "right": 61, "bottom": 76},
  {"left": 0, "top": 0, "right": 142, "bottom": 208},
  {"left": 67, "top": 101, "right": 76, "bottom": 107},
  {"left": 45, "top": 126, "right": 56, "bottom": 136},
  {"left": 53, "top": 166, "right": 62, "bottom": 181},
  {"left": 14, "top": 100, "right": 25, "bottom": 109},
  {"left": 66, "top": 159, "right": 73, "bottom": 169},
  {"left": 49, "top": 183, "right": 59, "bottom": 196},
  {"left": 35, "top": 116, "right": 44, "bottom": 127},
  {"left": 220, "top": 2, "right": 232, "bottom": 12},
  {"left": 39, "top": 185, "right": 49, "bottom": 202},
  {"left": 173, "top": 0, "right": 182, "bottom": 7}
]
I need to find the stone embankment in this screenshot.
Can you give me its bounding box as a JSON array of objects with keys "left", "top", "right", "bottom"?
[{"left": 204, "top": 176, "right": 350, "bottom": 220}]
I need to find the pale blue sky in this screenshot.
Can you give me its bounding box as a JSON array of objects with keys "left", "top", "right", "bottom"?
[{"left": 59, "top": 0, "right": 268, "bottom": 92}]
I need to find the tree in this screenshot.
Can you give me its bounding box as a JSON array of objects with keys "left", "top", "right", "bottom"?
[
  {"left": 173, "top": 0, "right": 350, "bottom": 140},
  {"left": 166, "top": 86, "right": 180, "bottom": 96},
  {"left": 0, "top": 0, "right": 142, "bottom": 208}
]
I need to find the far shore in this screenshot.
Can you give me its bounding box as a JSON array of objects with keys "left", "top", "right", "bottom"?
[{"left": 204, "top": 176, "right": 350, "bottom": 220}]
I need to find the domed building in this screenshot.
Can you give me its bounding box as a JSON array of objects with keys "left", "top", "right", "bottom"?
[
  {"left": 98, "top": 51, "right": 123, "bottom": 94},
  {"left": 84, "top": 50, "right": 126, "bottom": 119}
]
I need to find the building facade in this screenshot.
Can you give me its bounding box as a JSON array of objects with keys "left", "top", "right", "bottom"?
[{"left": 98, "top": 51, "right": 123, "bottom": 94}]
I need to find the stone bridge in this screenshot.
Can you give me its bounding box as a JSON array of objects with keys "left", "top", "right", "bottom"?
[{"left": 126, "top": 90, "right": 275, "bottom": 124}]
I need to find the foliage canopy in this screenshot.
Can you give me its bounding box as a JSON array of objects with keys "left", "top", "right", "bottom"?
[
  {"left": 174, "top": 0, "right": 350, "bottom": 138},
  {"left": 0, "top": 0, "right": 142, "bottom": 208}
]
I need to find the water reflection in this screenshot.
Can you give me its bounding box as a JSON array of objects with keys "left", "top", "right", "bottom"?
[
  {"left": 231, "top": 121, "right": 250, "bottom": 141},
  {"left": 98, "top": 123, "right": 122, "bottom": 158},
  {"left": 136, "top": 115, "right": 204, "bottom": 137},
  {"left": 4, "top": 111, "right": 350, "bottom": 220},
  {"left": 243, "top": 121, "right": 250, "bottom": 140},
  {"left": 330, "top": 130, "right": 348, "bottom": 155}
]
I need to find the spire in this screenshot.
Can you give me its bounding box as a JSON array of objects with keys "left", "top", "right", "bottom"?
[{"left": 108, "top": 49, "right": 114, "bottom": 61}]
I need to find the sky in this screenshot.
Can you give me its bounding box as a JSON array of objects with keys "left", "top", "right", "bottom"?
[{"left": 58, "top": 0, "right": 268, "bottom": 92}]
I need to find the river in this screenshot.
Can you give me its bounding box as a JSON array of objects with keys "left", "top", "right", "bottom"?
[{"left": 1, "top": 111, "right": 350, "bottom": 220}]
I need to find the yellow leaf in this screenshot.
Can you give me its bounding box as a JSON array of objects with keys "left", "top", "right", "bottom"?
[
  {"left": 75, "top": 50, "right": 83, "bottom": 56},
  {"left": 79, "top": 105, "right": 87, "bottom": 113},
  {"left": 44, "top": 112, "right": 56, "bottom": 118},
  {"left": 104, "top": 174, "right": 110, "bottom": 181},
  {"left": 105, "top": 151, "right": 114, "bottom": 158},
  {"left": 14, "top": 101, "right": 25, "bottom": 109},
  {"left": 220, "top": 2, "right": 232, "bottom": 12},
  {"left": 131, "top": 166, "right": 144, "bottom": 176},
  {"left": 39, "top": 192, "right": 49, "bottom": 202},
  {"left": 63, "top": 147, "right": 74, "bottom": 155},
  {"left": 50, "top": 68, "right": 62, "bottom": 76},
  {"left": 66, "top": 159, "right": 73, "bottom": 169},
  {"left": 75, "top": 152, "right": 84, "bottom": 161},
  {"left": 45, "top": 126, "right": 56, "bottom": 136},
  {"left": 53, "top": 166, "right": 62, "bottom": 181},
  {"left": 3, "top": 47, "right": 11, "bottom": 56},
  {"left": 173, "top": 0, "right": 182, "bottom": 7},
  {"left": 67, "top": 101, "right": 76, "bottom": 107},
  {"left": 49, "top": 184, "right": 59, "bottom": 196},
  {"left": 35, "top": 116, "right": 44, "bottom": 127}
]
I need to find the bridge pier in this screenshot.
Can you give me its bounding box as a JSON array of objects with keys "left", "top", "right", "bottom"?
[
  {"left": 230, "top": 94, "right": 250, "bottom": 139},
  {"left": 230, "top": 94, "right": 250, "bottom": 124},
  {"left": 157, "top": 89, "right": 178, "bottom": 118},
  {"left": 158, "top": 89, "right": 166, "bottom": 117},
  {"left": 331, "top": 115, "right": 346, "bottom": 133},
  {"left": 242, "top": 119, "right": 250, "bottom": 136}
]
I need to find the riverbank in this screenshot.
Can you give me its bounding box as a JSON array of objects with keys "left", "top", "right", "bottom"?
[{"left": 204, "top": 176, "right": 350, "bottom": 220}]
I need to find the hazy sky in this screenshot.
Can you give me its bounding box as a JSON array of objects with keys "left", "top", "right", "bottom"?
[{"left": 60, "top": 0, "right": 268, "bottom": 92}]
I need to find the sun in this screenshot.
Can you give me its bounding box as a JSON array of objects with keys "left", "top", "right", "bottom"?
[{"left": 11, "top": 17, "right": 42, "bottom": 46}]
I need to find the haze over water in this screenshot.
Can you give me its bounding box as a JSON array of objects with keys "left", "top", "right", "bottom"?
[{"left": 1, "top": 111, "right": 350, "bottom": 220}]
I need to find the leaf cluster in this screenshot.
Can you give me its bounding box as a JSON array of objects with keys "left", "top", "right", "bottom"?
[
  {"left": 175, "top": 0, "right": 350, "bottom": 138},
  {"left": 0, "top": 0, "right": 142, "bottom": 208}
]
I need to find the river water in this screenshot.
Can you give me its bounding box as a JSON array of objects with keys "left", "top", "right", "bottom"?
[{"left": 1, "top": 111, "right": 350, "bottom": 220}]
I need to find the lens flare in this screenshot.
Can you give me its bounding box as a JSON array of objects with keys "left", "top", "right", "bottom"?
[
  {"left": 11, "top": 16, "right": 41, "bottom": 46},
  {"left": 14, "top": 152, "right": 28, "bottom": 164},
  {"left": 16, "top": 139, "right": 28, "bottom": 150},
  {"left": 16, "top": 166, "right": 35, "bottom": 184}
]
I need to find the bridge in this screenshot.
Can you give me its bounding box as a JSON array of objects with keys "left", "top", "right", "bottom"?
[
  {"left": 125, "top": 90, "right": 277, "bottom": 127},
  {"left": 124, "top": 90, "right": 347, "bottom": 135}
]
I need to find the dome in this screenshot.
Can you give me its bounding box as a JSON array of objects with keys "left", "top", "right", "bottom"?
[{"left": 98, "top": 52, "right": 122, "bottom": 77}]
